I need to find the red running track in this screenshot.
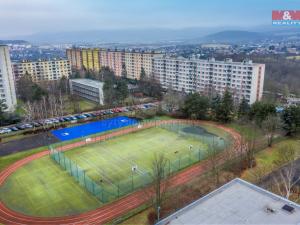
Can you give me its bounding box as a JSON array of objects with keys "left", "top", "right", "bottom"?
[{"left": 0, "top": 120, "right": 241, "bottom": 225}]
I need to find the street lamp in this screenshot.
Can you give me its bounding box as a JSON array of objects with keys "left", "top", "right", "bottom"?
[{"left": 157, "top": 205, "right": 161, "bottom": 222}]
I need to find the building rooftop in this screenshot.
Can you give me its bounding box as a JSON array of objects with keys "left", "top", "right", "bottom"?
[
  {"left": 70, "top": 78, "right": 104, "bottom": 89},
  {"left": 18, "top": 58, "right": 68, "bottom": 63},
  {"left": 156, "top": 178, "right": 300, "bottom": 225},
  {"left": 153, "top": 55, "right": 264, "bottom": 66}
]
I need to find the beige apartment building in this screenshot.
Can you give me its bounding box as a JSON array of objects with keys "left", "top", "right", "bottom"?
[
  {"left": 99, "top": 49, "right": 124, "bottom": 77},
  {"left": 66, "top": 48, "right": 82, "bottom": 70},
  {"left": 66, "top": 48, "right": 162, "bottom": 80},
  {"left": 13, "top": 59, "right": 71, "bottom": 82}
]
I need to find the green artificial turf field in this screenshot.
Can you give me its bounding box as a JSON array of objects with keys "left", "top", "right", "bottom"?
[
  {"left": 0, "top": 123, "right": 231, "bottom": 217},
  {"left": 0, "top": 157, "right": 102, "bottom": 217},
  {"left": 63, "top": 124, "right": 230, "bottom": 193}
]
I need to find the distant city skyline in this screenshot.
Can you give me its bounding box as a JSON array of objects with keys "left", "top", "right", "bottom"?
[{"left": 0, "top": 0, "right": 299, "bottom": 38}]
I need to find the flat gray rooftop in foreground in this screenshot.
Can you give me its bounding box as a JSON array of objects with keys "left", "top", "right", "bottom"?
[
  {"left": 70, "top": 78, "right": 103, "bottom": 89},
  {"left": 157, "top": 178, "right": 300, "bottom": 225}
]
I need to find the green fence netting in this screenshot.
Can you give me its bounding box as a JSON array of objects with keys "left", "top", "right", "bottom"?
[{"left": 49, "top": 120, "right": 230, "bottom": 204}]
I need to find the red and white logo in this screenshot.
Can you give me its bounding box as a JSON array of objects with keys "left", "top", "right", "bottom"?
[
  {"left": 272, "top": 10, "right": 300, "bottom": 20},
  {"left": 272, "top": 10, "right": 300, "bottom": 25}
]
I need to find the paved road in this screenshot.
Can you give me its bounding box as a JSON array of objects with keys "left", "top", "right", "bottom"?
[{"left": 0, "top": 133, "right": 59, "bottom": 156}]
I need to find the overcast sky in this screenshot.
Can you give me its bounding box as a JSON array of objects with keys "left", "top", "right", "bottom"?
[{"left": 0, "top": 0, "right": 299, "bottom": 38}]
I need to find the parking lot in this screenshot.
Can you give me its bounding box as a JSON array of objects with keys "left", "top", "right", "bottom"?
[
  {"left": 0, "top": 102, "right": 158, "bottom": 135},
  {"left": 0, "top": 102, "right": 159, "bottom": 156}
]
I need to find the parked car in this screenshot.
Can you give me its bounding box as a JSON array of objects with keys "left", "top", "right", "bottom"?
[
  {"left": 0, "top": 128, "right": 12, "bottom": 134},
  {"left": 16, "top": 124, "right": 27, "bottom": 130},
  {"left": 43, "top": 119, "right": 54, "bottom": 125},
  {"left": 90, "top": 113, "right": 96, "bottom": 117},
  {"left": 83, "top": 113, "right": 92, "bottom": 117},
  {"left": 50, "top": 118, "right": 60, "bottom": 123},
  {"left": 32, "top": 122, "right": 41, "bottom": 127},
  {"left": 58, "top": 118, "right": 65, "bottom": 123},
  {"left": 75, "top": 115, "right": 81, "bottom": 119},
  {"left": 63, "top": 117, "right": 72, "bottom": 121},
  {"left": 24, "top": 123, "right": 33, "bottom": 128},
  {"left": 10, "top": 126, "right": 19, "bottom": 131}
]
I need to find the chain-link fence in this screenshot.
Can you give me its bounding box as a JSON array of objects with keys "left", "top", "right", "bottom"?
[{"left": 49, "top": 120, "right": 233, "bottom": 204}]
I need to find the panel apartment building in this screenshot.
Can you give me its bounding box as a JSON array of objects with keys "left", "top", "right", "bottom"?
[
  {"left": 13, "top": 59, "right": 71, "bottom": 82},
  {"left": 69, "top": 79, "right": 104, "bottom": 105},
  {"left": 66, "top": 48, "right": 162, "bottom": 80},
  {"left": 0, "top": 45, "right": 17, "bottom": 111},
  {"left": 153, "top": 56, "right": 265, "bottom": 104}
]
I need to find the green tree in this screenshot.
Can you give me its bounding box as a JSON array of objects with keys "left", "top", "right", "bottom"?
[
  {"left": 73, "top": 70, "right": 81, "bottom": 79},
  {"left": 216, "top": 89, "right": 234, "bottom": 123},
  {"left": 32, "top": 84, "right": 48, "bottom": 101},
  {"left": 85, "top": 70, "right": 93, "bottom": 79},
  {"left": 0, "top": 99, "right": 8, "bottom": 125},
  {"left": 115, "top": 79, "right": 129, "bottom": 103},
  {"left": 140, "top": 67, "right": 146, "bottom": 80},
  {"left": 58, "top": 76, "right": 69, "bottom": 94},
  {"left": 99, "top": 67, "right": 115, "bottom": 82},
  {"left": 17, "top": 72, "right": 47, "bottom": 102},
  {"left": 249, "top": 102, "right": 276, "bottom": 127},
  {"left": 182, "top": 93, "right": 209, "bottom": 119},
  {"left": 210, "top": 94, "right": 221, "bottom": 120},
  {"left": 281, "top": 105, "right": 300, "bottom": 136},
  {"left": 103, "top": 78, "right": 116, "bottom": 105},
  {"left": 238, "top": 97, "right": 250, "bottom": 119}
]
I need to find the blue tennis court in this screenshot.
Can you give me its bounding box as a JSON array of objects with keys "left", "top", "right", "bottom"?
[{"left": 51, "top": 116, "right": 138, "bottom": 141}]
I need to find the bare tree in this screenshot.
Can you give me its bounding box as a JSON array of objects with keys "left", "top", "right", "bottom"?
[
  {"left": 272, "top": 144, "right": 300, "bottom": 199},
  {"left": 58, "top": 91, "right": 65, "bottom": 117},
  {"left": 162, "top": 87, "right": 184, "bottom": 113},
  {"left": 262, "top": 115, "right": 280, "bottom": 147},
  {"left": 23, "top": 101, "right": 35, "bottom": 122},
  {"left": 150, "top": 153, "right": 169, "bottom": 222},
  {"left": 206, "top": 142, "right": 221, "bottom": 186},
  {"left": 238, "top": 124, "right": 258, "bottom": 170}
]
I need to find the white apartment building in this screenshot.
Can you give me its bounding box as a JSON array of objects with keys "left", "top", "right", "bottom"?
[
  {"left": 69, "top": 79, "right": 104, "bottom": 105},
  {"left": 153, "top": 56, "right": 265, "bottom": 104},
  {"left": 13, "top": 59, "right": 71, "bottom": 82},
  {"left": 0, "top": 45, "right": 17, "bottom": 112}
]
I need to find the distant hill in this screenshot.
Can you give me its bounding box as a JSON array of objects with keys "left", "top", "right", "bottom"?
[
  {"left": 0, "top": 40, "right": 29, "bottom": 45},
  {"left": 201, "top": 30, "right": 269, "bottom": 43},
  {"left": 9, "top": 26, "right": 300, "bottom": 44},
  {"left": 15, "top": 28, "right": 219, "bottom": 44}
]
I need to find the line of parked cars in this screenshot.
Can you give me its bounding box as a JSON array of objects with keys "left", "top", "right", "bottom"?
[{"left": 0, "top": 103, "right": 158, "bottom": 134}]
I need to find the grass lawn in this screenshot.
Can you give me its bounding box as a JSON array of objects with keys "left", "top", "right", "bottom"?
[
  {"left": 78, "top": 99, "right": 98, "bottom": 111},
  {"left": 242, "top": 139, "right": 300, "bottom": 182},
  {"left": 0, "top": 156, "right": 102, "bottom": 217},
  {"left": 0, "top": 147, "right": 45, "bottom": 171},
  {"left": 65, "top": 98, "right": 98, "bottom": 114},
  {"left": 228, "top": 122, "right": 264, "bottom": 138},
  {"left": 119, "top": 208, "right": 152, "bottom": 225}
]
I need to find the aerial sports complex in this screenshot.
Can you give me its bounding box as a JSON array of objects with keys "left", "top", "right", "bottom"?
[{"left": 0, "top": 116, "right": 241, "bottom": 224}]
